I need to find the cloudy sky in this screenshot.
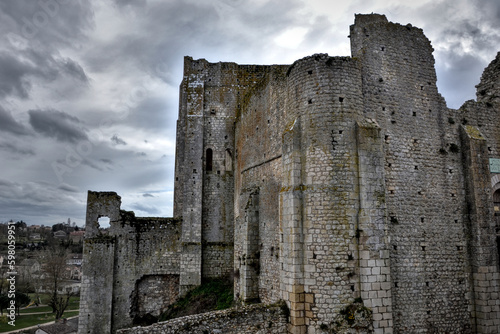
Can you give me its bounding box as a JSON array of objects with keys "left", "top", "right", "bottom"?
[{"left": 1, "top": 0, "right": 499, "bottom": 227}]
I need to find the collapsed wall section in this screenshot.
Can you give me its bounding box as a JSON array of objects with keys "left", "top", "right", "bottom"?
[
  {"left": 79, "top": 191, "right": 182, "bottom": 334},
  {"left": 233, "top": 65, "right": 288, "bottom": 304},
  {"left": 459, "top": 52, "right": 500, "bottom": 332},
  {"left": 174, "top": 58, "right": 288, "bottom": 291}
]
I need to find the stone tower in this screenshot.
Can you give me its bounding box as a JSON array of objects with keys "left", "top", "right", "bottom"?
[{"left": 80, "top": 14, "right": 500, "bottom": 334}]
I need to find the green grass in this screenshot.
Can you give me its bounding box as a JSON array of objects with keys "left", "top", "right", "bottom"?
[
  {"left": 20, "top": 299, "right": 80, "bottom": 314},
  {"left": 0, "top": 310, "right": 79, "bottom": 333},
  {"left": 157, "top": 278, "right": 233, "bottom": 324}
]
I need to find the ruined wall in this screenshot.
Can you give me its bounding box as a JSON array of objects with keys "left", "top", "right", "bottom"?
[
  {"left": 173, "top": 59, "right": 287, "bottom": 290},
  {"left": 81, "top": 14, "right": 500, "bottom": 334},
  {"left": 116, "top": 302, "right": 288, "bottom": 334},
  {"left": 458, "top": 52, "right": 500, "bottom": 333},
  {"left": 351, "top": 14, "right": 500, "bottom": 332},
  {"left": 79, "top": 191, "right": 182, "bottom": 334},
  {"left": 233, "top": 65, "right": 288, "bottom": 303}
]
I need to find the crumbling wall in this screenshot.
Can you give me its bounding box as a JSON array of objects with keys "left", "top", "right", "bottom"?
[
  {"left": 234, "top": 65, "right": 288, "bottom": 304},
  {"left": 81, "top": 14, "right": 500, "bottom": 334},
  {"left": 79, "top": 191, "right": 182, "bottom": 334},
  {"left": 350, "top": 13, "right": 499, "bottom": 333},
  {"left": 457, "top": 52, "right": 500, "bottom": 333},
  {"left": 116, "top": 302, "right": 288, "bottom": 334}
]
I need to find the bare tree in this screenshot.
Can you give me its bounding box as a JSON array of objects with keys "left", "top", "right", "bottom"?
[{"left": 39, "top": 247, "right": 73, "bottom": 319}]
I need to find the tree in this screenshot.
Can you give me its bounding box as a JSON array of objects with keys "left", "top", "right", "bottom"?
[
  {"left": 14, "top": 292, "right": 30, "bottom": 315},
  {"left": 39, "top": 247, "right": 73, "bottom": 319},
  {"left": 0, "top": 295, "right": 8, "bottom": 315}
]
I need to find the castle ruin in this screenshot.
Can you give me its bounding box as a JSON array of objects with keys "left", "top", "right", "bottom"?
[{"left": 79, "top": 14, "right": 500, "bottom": 334}]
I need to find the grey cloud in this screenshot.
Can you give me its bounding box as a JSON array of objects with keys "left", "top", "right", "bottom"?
[
  {"left": 0, "top": 179, "right": 86, "bottom": 224},
  {"left": 0, "top": 1, "right": 91, "bottom": 103},
  {"left": 0, "top": 52, "right": 39, "bottom": 99},
  {"left": 113, "top": 0, "right": 147, "bottom": 8},
  {"left": 0, "top": 0, "right": 94, "bottom": 49},
  {"left": 111, "top": 135, "right": 127, "bottom": 145},
  {"left": 58, "top": 183, "right": 79, "bottom": 193},
  {"left": 83, "top": 0, "right": 304, "bottom": 82},
  {"left": 131, "top": 203, "right": 160, "bottom": 215},
  {"left": 0, "top": 50, "right": 88, "bottom": 101},
  {"left": 125, "top": 97, "right": 172, "bottom": 131},
  {"left": 143, "top": 193, "right": 154, "bottom": 197},
  {"left": 0, "top": 141, "right": 35, "bottom": 156},
  {"left": 100, "top": 158, "right": 114, "bottom": 164},
  {"left": 29, "top": 109, "right": 88, "bottom": 143},
  {"left": 61, "top": 58, "right": 88, "bottom": 83},
  {"left": 0, "top": 106, "right": 29, "bottom": 135}
]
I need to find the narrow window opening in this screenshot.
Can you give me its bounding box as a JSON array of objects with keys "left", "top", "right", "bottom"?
[
  {"left": 308, "top": 99, "right": 313, "bottom": 104},
  {"left": 206, "top": 148, "right": 213, "bottom": 172},
  {"left": 339, "top": 97, "right": 344, "bottom": 103}
]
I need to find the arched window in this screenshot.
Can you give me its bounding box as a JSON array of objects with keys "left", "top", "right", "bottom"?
[
  {"left": 206, "top": 148, "right": 213, "bottom": 172},
  {"left": 494, "top": 189, "right": 500, "bottom": 213}
]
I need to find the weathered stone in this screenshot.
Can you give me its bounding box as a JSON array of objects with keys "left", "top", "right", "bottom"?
[{"left": 80, "top": 13, "right": 500, "bottom": 334}]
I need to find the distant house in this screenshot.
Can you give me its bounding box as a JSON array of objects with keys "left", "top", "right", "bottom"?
[
  {"left": 66, "top": 253, "right": 83, "bottom": 266},
  {"left": 18, "top": 259, "right": 41, "bottom": 279},
  {"left": 53, "top": 230, "right": 67, "bottom": 239},
  {"left": 28, "top": 225, "right": 41, "bottom": 232},
  {"left": 67, "top": 265, "right": 82, "bottom": 281},
  {"left": 30, "top": 233, "right": 41, "bottom": 240},
  {"left": 69, "top": 230, "right": 85, "bottom": 243}
]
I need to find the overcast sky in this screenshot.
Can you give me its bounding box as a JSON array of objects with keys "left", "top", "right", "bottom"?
[{"left": 1, "top": 0, "right": 499, "bottom": 227}]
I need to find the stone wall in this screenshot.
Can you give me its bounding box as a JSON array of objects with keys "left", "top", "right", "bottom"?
[
  {"left": 80, "top": 14, "right": 500, "bottom": 334},
  {"left": 116, "top": 303, "right": 288, "bottom": 334},
  {"left": 79, "top": 191, "right": 182, "bottom": 334},
  {"left": 234, "top": 65, "right": 287, "bottom": 304},
  {"left": 351, "top": 14, "right": 476, "bottom": 333}
]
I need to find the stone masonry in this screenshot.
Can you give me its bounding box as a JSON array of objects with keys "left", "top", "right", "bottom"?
[{"left": 80, "top": 14, "right": 500, "bottom": 334}]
